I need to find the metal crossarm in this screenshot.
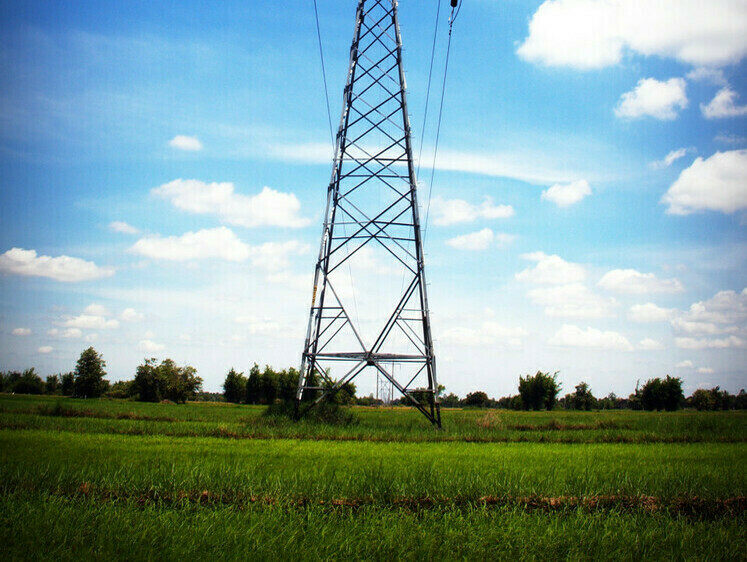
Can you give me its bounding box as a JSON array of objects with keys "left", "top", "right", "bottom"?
[{"left": 297, "top": 0, "right": 440, "bottom": 427}]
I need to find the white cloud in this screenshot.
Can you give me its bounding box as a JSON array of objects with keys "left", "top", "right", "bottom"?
[
  {"left": 676, "top": 360, "right": 694, "bottom": 368},
  {"left": 84, "top": 334, "right": 98, "bottom": 343},
  {"left": 169, "top": 135, "right": 203, "bottom": 151},
  {"left": 441, "top": 321, "right": 528, "bottom": 348},
  {"left": 61, "top": 315, "right": 119, "bottom": 330},
  {"left": 650, "top": 148, "right": 690, "bottom": 170},
  {"left": 686, "top": 67, "right": 727, "bottom": 85},
  {"left": 0, "top": 248, "right": 114, "bottom": 282},
  {"left": 549, "top": 324, "right": 633, "bottom": 351},
  {"left": 675, "top": 335, "right": 744, "bottom": 349},
  {"left": 109, "top": 221, "right": 139, "bottom": 235},
  {"left": 429, "top": 196, "right": 514, "bottom": 226},
  {"left": 598, "top": 269, "right": 684, "bottom": 294},
  {"left": 47, "top": 328, "right": 82, "bottom": 339},
  {"left": 526, "top": 283, "right": 617, "bottom": 318},
  {"left": 628, "top": 302, "right": 676, "bottom": 323},
  {"left": 11, "top": 328, "right": 31, "bottom": 336},
  {"left": 615, "top": 78, "right": 688, "bottom": 120},
  {"left": 37, "top": 346, "right": 53, "bottom": 354},
  {"left": 697, "top": 367, "right": 715, "bottom": 374},
  {"left": 84, "top": 303, "right": 111, "bottom": 317},
  {"left": 234, "top": 315, "right": 282, "bottom": 335},
  {"left": 152, "top": 179, "right": 310, "bottom": 228},
  {"left": 671, "top": 289, "right": 747, "bottom": 341},
  {"left": 701, "top": 87, "right": 747, "bottom": 119},
  {"left": 639, "top": 338, "right": 664, "bottom": 350},
  {"left": 120, "top": 308, "right": 144, "bottom": 322},
  {"left": 131, "top": 227, "right": 251, "bottom": 262},
  {"left": 445, "top": 228, "right": 495, "bottom": 251},
  {"left": 516, "top": 252, "right": 586, "bottom": 285},
  {"left": 517, "top": 0, "right": 747, "bottom": 70},
  {"left": 247, "top": 240, "right": 310, "bottom": 273},
  {"left": 541, "top": 180, "right": 591, "bottom": 207},
  {"left": 714, "top": 133, "right": 747, "bottom": 145},
  {"left": 662, "top": 150, "right": 747, "bottom": 214},
  {"left": 139, "top": 339, "right": 165, "bottom": 352}
]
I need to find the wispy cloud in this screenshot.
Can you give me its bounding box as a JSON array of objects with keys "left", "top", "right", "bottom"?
[
  {"left": 701, "top": 87, "right": 747, "bottom": 119},
  {"left": 429, "top": 196, "right": 514, "bottom": 226}
]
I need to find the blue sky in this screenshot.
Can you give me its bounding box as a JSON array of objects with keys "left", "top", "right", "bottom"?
[{"left": 1, "top": 0, "right": 746, "bottom": 398}]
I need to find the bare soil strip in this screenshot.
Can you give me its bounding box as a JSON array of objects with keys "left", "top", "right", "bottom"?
[{"left": 19, "top": 484, "right": 745, "bottom": 519}]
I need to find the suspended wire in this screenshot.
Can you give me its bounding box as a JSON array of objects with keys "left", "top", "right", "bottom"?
[
  {"left": 422, "top": 3, "right": 460, "bottom": 244},
  {"left": 416, "top": 0, "right": 442, "bottom": 178},
  {"left": 313, "top": 0, "right": 335, "bottom": 142}
]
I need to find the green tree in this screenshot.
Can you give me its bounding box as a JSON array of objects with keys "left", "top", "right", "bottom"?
[
  {"left": 11, "top": 368, "right": 45, "bottom": 395},
  {"left": 106, "top": 380, "right": 133, "bottom": 399},
  {"left": 222, "top": 368, "right": 246, "bottom": 403},
  {"left": 518, "top": 371, "right": 561, "bottom": 410},
  {"left": 133, "top": 358, "right": 202, "bottom": 403},
  {"left": 45, "top": 374, "right": 61, "bottom": 395},
  {"left": 60, "top": 372, "right": 75, "bottom": 396},
  {"left": 73, "top": 347, "right": 108, "bottom": 398},
  {"left": 245, "top": 364, "right": 262, "bottom": 404},
  {"left": 566, "top": 381, "right": 596, "bottom": 410},
  {"left": 641, "top": 375, "right": 683, "bottom": 411},
  {"left": 463, "top": 390, "right": 490, "bottom": 408}
]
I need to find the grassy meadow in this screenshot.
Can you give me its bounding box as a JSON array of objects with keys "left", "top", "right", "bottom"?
[{"left": 1, "top": 394, "right": 745, "bottom": 560}]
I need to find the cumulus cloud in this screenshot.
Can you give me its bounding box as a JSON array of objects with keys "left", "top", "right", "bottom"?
[
  {"left": 441, "top": 321, "right": 528, "bottom": 348},
  {"left": 526, "top": 283, "right": 617, "bottom": 318},
  {"left": 120, "top": 308, "right": 144, "bottom": 322},
  {"left": 516, "top": 0, "right": 747, "bottom": 70},
  {"left": 516, "top": 252, "right": 586, "bottom": 285},
  {"left": 701, "top": 87, "right": 747, "bottom": 119},
  {"left": 549, "top": 324, "right": 633, "bottom": 351},
  {"left": 37, "top": 346, "right": 53, "bottom": 354},
  {"left": 675, "top": 335, "right": 744, "bottom": 349},
  {"left": 0, "top": 248, "right": 114, "bottom": 282},
  {"left": 697, "top": 367, "right": 715, "bottom": 374},
  {"left": 131, "top": 227, "right": 251, "bottom": 262},
  {"left": 650, "top": 148, "right": 691, "bottom": 170},
  {"left": 615, "top": 78, "right": 688, "bottom": 120},
  {"left": 541, "top": 180, "right": 591, "bottom": 207},
  {"left": 428, "top": 196, "right": 514, "bottom": 226},
  {"left": 639, "top": 338, "right": 664, "bottom": 350},
  {"left": 628, "top": 302, "right": 676, "bottom": 323},
  {"left": 61, "top": 315, "right": 119, "bottom": 330},
  {"left": 676, "top": 360, "right": 694, "bottom": 368},
  {"left": 109, "top": 221, "right": 139, "bottom": 235},
  {"left": 686, "top": 67, "right": 727, "bottom": 85},
  {"left": 598, "top": 269, "right": 684, "bottom": 294},
  {"left": 670, "top": 289, "right": 747, "bottom": 344},
  {"left": 445, "top": 228, "right": 496, "bottom": 251},
  {"left": 84, "top": 304, "right": 111, "bottom": 317},
  {"left": 12, "top": 328, "right": 31, "bottom": 336},
  {"left": 152, "top": 179, "right": 310, "bottom": 228},
  {"left": 139, "top": 339, "right": 165, "bottom": 352},
  {"left": 168, "top": 135, "right": 203, "bottom": 151},
  {"left": 47, "top": 328, "right": 82, "bottom": 339},
  {"left": 662, "top": 150, "right": 747, "bottom": 214}
]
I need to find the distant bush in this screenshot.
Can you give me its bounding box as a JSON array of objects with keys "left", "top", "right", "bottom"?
[
  {"left": 133, "top": 358, "right": 202, "bottom": 404},
  {"left": 518, "top": 371, "right": 561, "bottom": 411},
  {"left": 640, "top": 376, "right": 683, "bottom": 411}
]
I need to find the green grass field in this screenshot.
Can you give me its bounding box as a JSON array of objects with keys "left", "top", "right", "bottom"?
[{"left": 1, "top": 395, "right": 745, "bottom": 560}]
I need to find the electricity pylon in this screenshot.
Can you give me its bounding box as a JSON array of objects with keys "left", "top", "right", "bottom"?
[{"left": 297, "top": 0, "right": 440, "bottom": 427}]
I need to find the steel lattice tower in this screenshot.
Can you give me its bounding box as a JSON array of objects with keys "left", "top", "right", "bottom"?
[{"left": 296, "top": 0, "right": 441, "bottom": 427}]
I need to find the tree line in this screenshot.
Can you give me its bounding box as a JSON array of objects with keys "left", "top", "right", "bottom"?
[
  {"left": 3, "top": 349, "right": 745, "bottom": 412},
  {"left": 0, "top": 347, "right": 202, "bottom": 404}
]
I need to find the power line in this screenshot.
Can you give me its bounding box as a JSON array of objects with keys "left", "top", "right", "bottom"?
[
  {"left": 313, "top": 0, "right": 334, "bottom": 142},
  {"left": 422, "top": 3, "right": 460, "bottom": 243}
]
